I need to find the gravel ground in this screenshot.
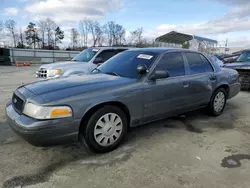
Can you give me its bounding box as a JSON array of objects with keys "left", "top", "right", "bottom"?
[{"left": 0, "top": 66, "right": 250, "bottom": 188}]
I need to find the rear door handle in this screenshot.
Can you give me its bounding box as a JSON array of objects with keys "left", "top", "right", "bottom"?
[
  {"left": 209, "top": 75, "right": 217, "bottom": 82},
  {"left": 183, "top": 82, "right": 189, "bottom": 88}
]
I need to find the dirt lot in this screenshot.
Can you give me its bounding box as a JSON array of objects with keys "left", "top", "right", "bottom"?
[{"left": 0, "top": 66, "right": 250, "bottom": 188}]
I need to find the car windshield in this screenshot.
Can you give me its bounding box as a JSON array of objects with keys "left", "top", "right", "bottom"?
[
  {"left": 95, "top": 51, "right": 158, "bottom": 79},
  {"left": 71, "top": 48, "right": 99, "bottom": 62},
  {"left": 236, "top": 51, "right": 250, "bottom": 62}
]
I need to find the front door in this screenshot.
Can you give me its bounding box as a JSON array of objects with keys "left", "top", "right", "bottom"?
[{"left": 142, "top": 52, "right": 190, "bottom": 122}]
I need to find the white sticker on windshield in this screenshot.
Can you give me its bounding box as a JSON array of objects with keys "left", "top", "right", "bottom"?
[
  {"left": 137, "top": 54, "right": 153, "bottom": 60},
  {"left": 92, "top": 49, "right": 99, "bottom": 52}
]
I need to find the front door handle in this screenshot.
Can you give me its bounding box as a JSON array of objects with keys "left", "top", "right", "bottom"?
[
  {"left": 183, "top": 82, "right": 189, "bottom": 88},
  {"left": 209, "top": 75, "right": 217, "bottom": 82}
]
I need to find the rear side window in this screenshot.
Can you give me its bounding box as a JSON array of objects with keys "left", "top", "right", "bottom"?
[
  {"left": 155, "top": 52, "right": 185, "bottom": 77},
  {"left": 200, "top": 55, "right": 214, "bottom": 72},
  {"left": 96, "top": 50, "right": 118, "bottom": 62},
  {"left": 185, "top": 52, "right": 213, "bottom": 74}
]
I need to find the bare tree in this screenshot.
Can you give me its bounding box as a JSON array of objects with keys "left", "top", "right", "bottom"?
[
  {"left": 71, "top": 28, "right": 79, "bottom": 49},
  {"left": 96, "top": 24, "right": 104, "bottom": 46},
  {"left": 37, "top": 20, "right": 47, "bottom": 49},
  {"left": 104, "top": 21, "right": 115, "bottom": 46},
  {"left": 129, "top": 27, "right": 144, "bottom": 47},
  {"left": 88, "top": 21, "right": 104, "bottom": 47},
  {"left": 79, "top": 18, "right": 89, "bottom": 47},
  {"left": 87, "top": 20, "right": 96, "bottom": 47},
  {"left": 17, "top": 28, "right": 26, "bottom": 48},
  {"left": 5, "top": 19, "right": 18, "bottom": 47},
  {"left": 114, "top": 24, "right": 125, "bottom": 45},
  {"left": 104, "top": 21, "right": 126, "bottom": 46},
  {"left": 45, "top": 18, "right": 57, "bottom": 47}
]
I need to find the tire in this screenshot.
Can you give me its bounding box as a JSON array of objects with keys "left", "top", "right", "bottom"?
[
  {"left": 80, "top": 105, "right": 128, "bottom": 153},
  {"left": 241, "top": 82, "right": 250, "bottom": 91},
  {"left": 238, "top": 71, "right": 250, "bottom": 91},
  {"left": 207, "top": 88, "right": 227, "bottom": 116}
]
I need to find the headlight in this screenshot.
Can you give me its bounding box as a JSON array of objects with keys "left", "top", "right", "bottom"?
[
  {"left": 47, "top": 69, "right": 62, "bottom": 77},
  {"left": 23, "top": 103, "right": 72, "bottom": 120}
]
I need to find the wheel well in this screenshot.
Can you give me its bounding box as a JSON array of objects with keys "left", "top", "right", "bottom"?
[
  {"left": 217, "top": 84, "right": 230, "bottom": 98},
  {"left": 79, "top": 101, "right": 131, "bottom": 134}
]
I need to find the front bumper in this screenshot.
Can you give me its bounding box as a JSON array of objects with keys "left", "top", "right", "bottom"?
[{"left": 5, "top": 102, "right": 81, "bottom": 146}]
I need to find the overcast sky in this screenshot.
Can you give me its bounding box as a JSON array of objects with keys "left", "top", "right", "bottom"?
[{"left": 1, "top": 0, "right": 250, "bottom": 47}]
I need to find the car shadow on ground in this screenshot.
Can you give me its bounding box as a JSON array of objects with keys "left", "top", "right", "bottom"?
[{"left": 127, "top": 104, "right": 237, "bottom": 141}]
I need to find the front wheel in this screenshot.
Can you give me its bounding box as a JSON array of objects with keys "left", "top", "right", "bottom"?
[
  {"left": 80, "top": 105, "right": 128, "bottom": 153},
  {"left": 207, "top": 88, "right": 227, "bottom": 116}
]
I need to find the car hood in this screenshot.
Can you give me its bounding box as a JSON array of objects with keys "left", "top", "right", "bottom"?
[
  {"left": 40, "top": 61, "right": 89, "bottom": 70},
  {"left": 24, "top": 73, "right": 134, "bottom": 96},
  {"left": 224, "top": 62, "right": 250, "bottom": 69}
]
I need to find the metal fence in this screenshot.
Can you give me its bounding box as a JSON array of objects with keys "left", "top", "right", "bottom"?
[{"left": 9, "top": 48, "right": 81, "bottom": 64}]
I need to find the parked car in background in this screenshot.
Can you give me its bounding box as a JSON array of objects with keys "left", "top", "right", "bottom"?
[
  {"left": 223, "top": 49, "right": 250, "bottom": 90},
  {"left": 36, "top": 47, "right": 130, "bottom": 79},
  {"left": 214, "top": 53, "right": 229, "bottom": 61},
  {"left": 221, "top": 54, "right": 240, "bottom": 64},
  {"left": 6, "top": 48, "right": 240, "bottom": 153}
]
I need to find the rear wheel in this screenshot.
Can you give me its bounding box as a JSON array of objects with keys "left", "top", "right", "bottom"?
[
  {"left": 238, "top": 71, "right": 250, "bottom": 90},
  {"left": 80, "top": 105, "right": 128, "bottom": 153},
  {"left": 207, "top": 88, "right": 227, "bottom": 116}
]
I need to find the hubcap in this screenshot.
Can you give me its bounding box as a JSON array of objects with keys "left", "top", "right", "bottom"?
[
  {"left": 213, "top": 92, "right": 225, "bottom": 113},
  {"left": 94, "top": 113, "right": 123, "bottom": 146}
]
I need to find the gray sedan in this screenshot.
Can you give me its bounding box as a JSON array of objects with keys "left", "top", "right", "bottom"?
[{"left": 6, "top": 48, "right": 240, "bottom": 153}]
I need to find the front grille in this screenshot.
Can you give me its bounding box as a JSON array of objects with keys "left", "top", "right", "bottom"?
[
  {"left": 12, "top": 93, "right": 24, "bottom": 113},
  {"left": 36, "top": 68, "right": 47, "bottom": 78}
]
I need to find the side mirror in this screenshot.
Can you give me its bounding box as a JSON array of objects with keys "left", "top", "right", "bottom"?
[
  {"left": 137, "top": 64, "right": 147, "bottom": 74},
  {"left": 93, "top": 57, "right": 103, "bottom": 64},
  {"left": 149, "top": 70, "right": 169, "bottom": 80}
]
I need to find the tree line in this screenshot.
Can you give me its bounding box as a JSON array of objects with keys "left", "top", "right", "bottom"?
[
  {"left": 0, "top": 18, "right": 150, "bottom": 50},
  {"left": 0, "top": 19, "right": 64, "bottom": 50}
]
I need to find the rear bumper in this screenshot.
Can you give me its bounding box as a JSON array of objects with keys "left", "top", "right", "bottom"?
[
  {"left": 228, "top": 83, "right": 241, "bottom": 99},
  {"left": 6, "top": 102, "right": 81, "bottom": 146}
]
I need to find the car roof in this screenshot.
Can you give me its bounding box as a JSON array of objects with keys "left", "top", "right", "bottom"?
[
  {"left": 242, "top": 49, "right": 250, "bottom": 52},
  {"left": 128, "top": 47, "right": 201, "bottom": 54},
  {"left": 89, "top": 46, "right": 134, "bottom": 50}
]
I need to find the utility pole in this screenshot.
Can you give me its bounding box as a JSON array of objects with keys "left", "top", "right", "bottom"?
[{"left": 225, "top": 39, "right": 228, "bottom": 54}]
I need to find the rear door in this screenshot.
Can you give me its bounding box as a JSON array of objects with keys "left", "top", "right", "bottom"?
[
  {"left": 183, "top": 52, "right": 215, "bottom": 107},
  {"left": 95, "top": 49, "right": 118, "bottom": 63}
]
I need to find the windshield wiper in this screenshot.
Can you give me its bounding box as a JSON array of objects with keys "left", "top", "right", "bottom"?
[
  {"left": 105, "top": 72, "right": 120, "bottom": 76},
  {"left": 92, "top": 67, "right": 102, "bottom": 73},
  {"left": 71, "top": 59, "right": 78, "bottom": 62}
]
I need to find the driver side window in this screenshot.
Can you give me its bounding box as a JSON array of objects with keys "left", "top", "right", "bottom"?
[
  {"left": 155, "top": 52, "right": 185, "bottom": 77},
  {"left": 95, "top": 50, "right": 118, "bottom": 63}
]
